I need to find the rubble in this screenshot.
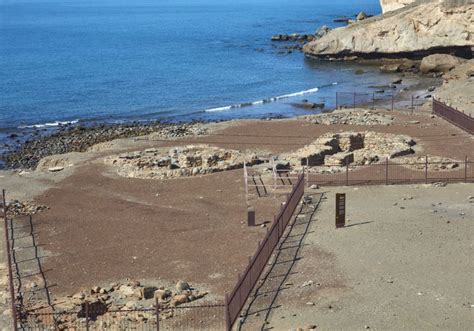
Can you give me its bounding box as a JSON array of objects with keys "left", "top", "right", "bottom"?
[
  {"left": 395, "top": 156, "right": 460, "bottom": 171},
  {"left": 105, "top": 145, "right": 264, "bottom": 180},
  {"left": 305, "top": 110, "right": 394, "bottom": 126},
  {"left": 3, "top": 200, "right": 48, "bottom": 218},
  {"left": 22, "top": 280, "right": 208, "bottom": 329}
]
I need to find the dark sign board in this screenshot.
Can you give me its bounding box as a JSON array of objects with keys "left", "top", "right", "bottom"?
[{"left": 335, "top": 193, "right": 346, "bottom": 228}]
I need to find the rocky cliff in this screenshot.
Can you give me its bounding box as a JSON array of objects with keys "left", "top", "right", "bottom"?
[
  {"left": 380, "top": 0, "right": 417, "bottom": 13},
  {"left": 303, "top": 0, "right": 473, "bottom": 59}
]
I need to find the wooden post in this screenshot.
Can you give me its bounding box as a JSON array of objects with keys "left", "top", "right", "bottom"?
[
  {"left": 85, "top": 301, "right": 90, "bottom": 331},
  {"left": 464, "top": 156, "right": 468, "bottom": 183},
  {"left": 425, "top": 156, "right": 429, "bottom": 184},
  {"left": 155, "top": 297, "right": 160, "bottom": 331},
  {"left": 247, "top": 207, "right": 255, "bottom": 227},
  {"left": 2, "top": 190, "right": 19, "bottom": 331},
  {"left": 225, "top": 293, "right": 231, "bottom": 331}
]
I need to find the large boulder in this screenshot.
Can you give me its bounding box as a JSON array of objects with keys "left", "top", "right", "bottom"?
[
  {"left": 420, "top": 54, "right": 463, "bottom": 73},
  {"left": 304, "top": 1, "right": 474, "bottom": 59}
]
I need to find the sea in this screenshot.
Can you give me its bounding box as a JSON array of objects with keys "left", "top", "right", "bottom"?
[{"left": 0, "top": 0, "right": 401, "bottom": 147}]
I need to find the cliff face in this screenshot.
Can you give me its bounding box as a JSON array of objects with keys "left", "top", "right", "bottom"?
[
  {"left": 304, "top": 1, "right": 474, "bottom": 59},
  {"left": 380, "top": 0, "right": 417, "bottom": 13}
]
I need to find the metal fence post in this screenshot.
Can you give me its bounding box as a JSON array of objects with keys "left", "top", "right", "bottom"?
[
  {"left": 465, "top": 156, "right": 468, "bottom": 183},
  {"left": 335, "top": 92, "right": 338, "bottom": 109},
  {"left": 353, "top": 92, "right": 356, "bottom": 108},
  {"left": 2, "top": 190, "right": 19, "bottom": 331},
  {"left": 411, "top": 95, "right": 414, "bottom": 111},
  {"left": 391, "top": 95, "right": 394, "bottom": 111},
  {"left": 372, "top": 93, "right": 375, "bottom": 110},
  {"left": 385, "top": 158, "right": 389, "bottom": 185},
  {"left": 85, "top": 301, "right": 90, "bottom": 331},
  {"left": 155, "top": 296, "right": 160, "bottom": 331},
  {"left": 425, "top": 156, "right": 429, "bottom": 184}
]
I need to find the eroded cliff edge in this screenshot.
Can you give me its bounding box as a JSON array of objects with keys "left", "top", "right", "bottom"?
[{"left": 303, "top": 0, "right": 473, "bottom": 59}]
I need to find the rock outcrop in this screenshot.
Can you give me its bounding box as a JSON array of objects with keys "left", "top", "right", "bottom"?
[
  {"left": 434, "top": 59, "right": 474, "bottom": 116},
  {"left": 420, "top": 54, "right": 465, "bottom": 73},
  {"left": 380, "top": 0, "right": 417, "bottom": 13},
  {"left": 303, "top": 0, "right": 473, "bottom": 59}
]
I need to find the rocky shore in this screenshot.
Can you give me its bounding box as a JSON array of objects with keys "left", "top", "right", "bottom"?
[{"left": 1, "top": 122, "right": 208, "bottom": 170}]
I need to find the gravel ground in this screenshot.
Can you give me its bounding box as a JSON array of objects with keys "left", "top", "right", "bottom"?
[
  {"left": 0, "top": 108, "right": 472, "bottom": 329},
  {"left": 248, "top": 183, "right": 474, "bottom": 331}
]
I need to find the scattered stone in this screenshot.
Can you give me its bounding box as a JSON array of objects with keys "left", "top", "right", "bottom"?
[
  {"left": 306, "top": 302, "right": 315, "bottom": 306},
  {"left": 5, "top": 200, "right": 48, "bottom": 218},
  {"left": 356, "top": 12, "right": 367, "bottom": 21},
  {"left": 175, "top": 281, "right": 191, "bottom": 293}
]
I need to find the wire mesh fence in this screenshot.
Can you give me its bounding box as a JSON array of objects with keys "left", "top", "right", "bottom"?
[
  {"left": 335, "top": 92, "right": 427, "bottom": 111},
  {"left": 307, "top": 158, "right": 473, "bottom": 186},
  {"left": 20, "top": 304, "right": 226, "bottom": 330}
]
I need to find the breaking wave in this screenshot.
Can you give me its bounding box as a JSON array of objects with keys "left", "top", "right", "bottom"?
[
  {"left": 18, "top": 120, "right": 79, "bottom": 129},
  {"left": 204, "top": 83, "right": 337, "bottom": 112}
]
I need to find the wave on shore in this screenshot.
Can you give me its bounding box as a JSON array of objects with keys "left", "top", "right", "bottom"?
[
  {"left": 205, "top": 83, "right": 337, "bottom": 113},
  {"left": 18, "top": 120, "right": 79, "bottom": 129}
]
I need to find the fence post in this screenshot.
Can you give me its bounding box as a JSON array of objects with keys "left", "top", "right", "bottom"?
[
  {"left": 425, "top": 156, "right": 429, "bottom": 184},
  {"left": 345, "top": 160, "right": 349, "bottom": 186},
  {"left": 353, "top": 92, "right": 356, "bottom": 108},
  {"left": 385, "top": 158, "right": 389, "bottom": 185},
  {"left": 465, "top": 156, "right": 468, "bottom": 183},
  {"left": 85, "top": 301, "right": 90, "bottom": 331},
  {"left": 391, "top": 95, "right": 394, "bottom": 111},
  {"left": 2, "top": 190, "right": 18, "bottom": 331},
  {"left": 336, "top": 92, "right": 338, "bottom": 109},
  {"left": 372, "top": 93, "right": 375, "bottom": 110},
  {"left": 411, "top": 95, "right": 414, "bottom": 112},
  {"left": 225, "top": 293, "right": 231, "bottom": 331},
  {"left": 155, "top": 296, "right": 160, "bottom": 331}
]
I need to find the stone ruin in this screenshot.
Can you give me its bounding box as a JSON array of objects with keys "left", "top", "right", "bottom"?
[
  {"left": 23, "top": 280, "right": 208, "bottom": 330},
  {"left": 281, "top": 131, "right": 416, "bottom": 169},
  {"left": 105, "top": 145, "right": 263, "bottom": 179},
  {"left": 305, "top": 109, "right": 394, "bottom": 126}
]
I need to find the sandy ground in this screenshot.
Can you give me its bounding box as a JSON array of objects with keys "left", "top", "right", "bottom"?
[
  {"left": 240, "top": 183, "right": 474, "bottom": 331},
  {"left": 0, "top": 107, "right": 473, "bottom": 329}
]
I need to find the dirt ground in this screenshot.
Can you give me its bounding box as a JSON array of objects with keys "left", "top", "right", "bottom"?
[
  {"left": 240, "top": 183, "right": 474, "bottom": 331},
  {"left": 0, "top": 107, "right": 473, "bottom": 326}
]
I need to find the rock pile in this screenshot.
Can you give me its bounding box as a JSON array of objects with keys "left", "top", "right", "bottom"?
[
  {"left": 3, "top": 200, "right": 48, "bottom": 218},
  {"left": 281, "top": 131, "right": 416, "bottom": 169},
  {"left": 3, "top": 123, "right": 207, "bottom": 170},
  {"left": 24, "top": 280, "right": 208, "bottom": 330},
  {"left": 395, "top": 156, "right": 460, "bottom": 171},
  {"left": 305, "top": 110, "right": 394, "bottom": 126},
  {"left": 105, "top": 145, "right": 263, "bottom": 180}
]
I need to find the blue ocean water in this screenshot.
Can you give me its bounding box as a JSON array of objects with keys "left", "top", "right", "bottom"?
[{"left": 1, "top": 0, "right": 395, "bottom": 136}]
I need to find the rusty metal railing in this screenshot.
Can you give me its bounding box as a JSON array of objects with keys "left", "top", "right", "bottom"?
[
  {"left": 2, "top": 190, "right": 19, "bottom": 331},
  {"left": 225, "top": 173, "right": 305, "bottom": 330},
  {"left": 432, "top": 98, "right": 474, "bottom": 135}
]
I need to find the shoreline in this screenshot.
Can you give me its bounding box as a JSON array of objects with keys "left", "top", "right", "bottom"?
[{"left": 0, "top": 71, "right": 442, "bottom": 171}]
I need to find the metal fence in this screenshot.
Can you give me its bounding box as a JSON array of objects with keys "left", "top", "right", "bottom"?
[
  {"left": 335, "top": 92, "right": 426, "bottom": 111},
  {"left": 224, "top": 173, "right": 305, "bottom": 330},
  {"left": 433, "top": 98, "right": 474, "bottom": 135},
  {"left": 20, "top": 303, "right": 226, "bottom": 330},
  {"left": 307, "top": 157, "right": 473, "bottom": 186}
]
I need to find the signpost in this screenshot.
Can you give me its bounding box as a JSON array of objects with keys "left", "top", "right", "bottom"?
[{"left": 335, "top": 193, "right": 346, "bottom": 228}]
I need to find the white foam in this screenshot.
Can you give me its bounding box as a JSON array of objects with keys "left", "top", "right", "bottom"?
[
  {"left": 204, "top": 85, "right": 331, "bottom": 113},
  {"left": 18, "top": 120, "right": 79, "bottom": 129}
]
